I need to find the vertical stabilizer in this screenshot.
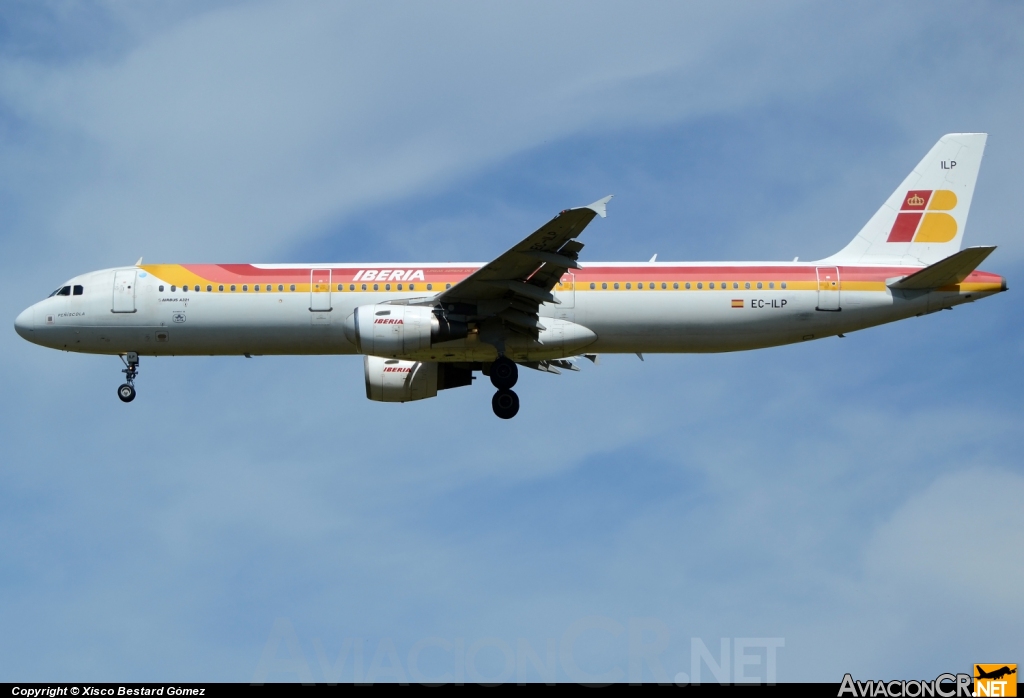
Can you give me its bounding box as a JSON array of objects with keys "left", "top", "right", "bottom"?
[{"left": 824, "top": 133, "right": 987, "bottom": 266}]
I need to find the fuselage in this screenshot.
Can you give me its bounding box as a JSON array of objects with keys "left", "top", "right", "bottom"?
[{"left": 14, "top": 261, "right": 1006, "bottom": 361}]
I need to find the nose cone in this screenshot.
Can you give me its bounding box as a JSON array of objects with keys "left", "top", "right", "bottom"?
[{"left": 14, "top": 306, "right": 34, "bottom": 339}]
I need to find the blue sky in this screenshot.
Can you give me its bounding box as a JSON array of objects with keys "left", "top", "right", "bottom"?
[{"left": 1, "top": 0, "right": 1022, "bottom": 683}]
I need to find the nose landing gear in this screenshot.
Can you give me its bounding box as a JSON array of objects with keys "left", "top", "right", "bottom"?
[
  {"left": 489, "top": 356, "right": 519, "bottom": 419},
  {"left": 118, "top": 352, "right": 139, "bottom": 403}
]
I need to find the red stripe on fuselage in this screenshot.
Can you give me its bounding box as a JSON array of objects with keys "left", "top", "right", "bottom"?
[{"left": 173, "top": 264, "right": 1002, "bottom": 286}]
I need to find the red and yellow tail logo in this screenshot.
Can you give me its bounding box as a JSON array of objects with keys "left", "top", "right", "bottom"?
[
  {"left": 887, "top": 190, "right": 958, "bottom": 243},
  {"left": 974, "top": 664, "right": 1017, "bottom": 697}
]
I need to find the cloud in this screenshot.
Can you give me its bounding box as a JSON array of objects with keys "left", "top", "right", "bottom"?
[
  {"left": 864, "top": 467, "right": 1024, "bottom": 613},
  {"left": 7, "top": 0, "right": 1022, "bottom": 271}
]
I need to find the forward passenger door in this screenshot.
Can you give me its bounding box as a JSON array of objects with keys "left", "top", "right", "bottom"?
[{"left": 112, "top": 270, "right": 137, "bottom": 313}]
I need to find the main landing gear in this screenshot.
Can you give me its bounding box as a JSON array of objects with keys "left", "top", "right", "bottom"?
[
  {"left": 118, "top": 352, "right": 139, "bottom": 403},
  {"left": 489, "top": 356, "right": 519, "bottom": 419}
]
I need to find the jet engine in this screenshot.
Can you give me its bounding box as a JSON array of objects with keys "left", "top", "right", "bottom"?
[
  {"left": 344, "top": 304, "right": 468, "bottom": 357},
  {"left": 364, "top": 355, "right": 473, "bottom": 402}
]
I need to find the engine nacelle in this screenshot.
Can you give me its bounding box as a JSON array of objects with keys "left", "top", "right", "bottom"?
[
  {"left": 363, "top": 355, "right": 473, "bottom": 402},
  {"left": 344, "top": 304, "right": 468, "bottom": 357}
]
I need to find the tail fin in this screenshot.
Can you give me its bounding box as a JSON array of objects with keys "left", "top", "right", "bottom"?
[{"left": 825, "top": 133, "right": 987, "bottom": 266}]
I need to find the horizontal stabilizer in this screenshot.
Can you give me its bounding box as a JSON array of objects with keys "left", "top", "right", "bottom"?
[{"left": 888, "top": 246, "right": 996, "bottom": 290}]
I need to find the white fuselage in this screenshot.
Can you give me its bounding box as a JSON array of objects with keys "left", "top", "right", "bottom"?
[{"left": 14, "top": 261, "right": 1004, "bottom": 362}]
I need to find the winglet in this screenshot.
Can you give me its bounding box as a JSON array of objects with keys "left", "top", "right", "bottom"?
[
  {"left": 583, "top": 195, "right": 613, "bottom": 218},
  {"left": 135, "top": 257, "right": 144, "bottom": 266}
]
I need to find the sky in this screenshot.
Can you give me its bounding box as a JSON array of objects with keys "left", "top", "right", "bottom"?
[{"left": 1, "top": 0, "right": 1023, "bottom": 684}]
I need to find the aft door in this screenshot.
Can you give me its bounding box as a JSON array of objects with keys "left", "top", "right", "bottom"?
[
  {"left": 112, "top": 270, "right": 137, "bottom": 313},
  {"left": 815, "top": 266, "right": 840, "bottom": 311},
  {"left": 310, "top": 269, "right": 332, "bottom": 311}
]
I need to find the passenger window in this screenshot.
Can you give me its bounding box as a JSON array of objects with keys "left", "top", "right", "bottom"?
[
  {"left": 73, "top": 285, "right": 84, "bottom": 295},
  {"left": 757, "top": 282, "right": 763, "bottom": 289},
  {"left": 661, "top": 283, "right": 666, "bottom": 289},
  {"left": 278, "top": 284, "right": 284, "bottom": 291},
  {"left": 602, "top": 283, "right": 607, "bottom": 289},
  {"left": 650, "top": 283, "right": 656, "bottom": 289},
  {"left": 709, "top": 283, "right": 715, "bottom": 289},
  {"left": 590, "top": 282, "right": 595, "bottom": 289},
  {"left": 170, "top": 285, "right": 177, "bottom": 292},
  {"left": 337, "top": 284, "right": 342, "bottom": 291},
  {"left": 408, "top": 284, "right": 415, "bottom": 291},
  {"left": 697, "top": 283, "right": 703, "bottom": 289},
  {"left": 290, "top": 284, "right": 295, "bottom": 291},
  {"left": 373, "top": 284, "right": 379, "bottom": 291},
  {"left": 446, "top": 284, "right": 451, "bottom": 289},
  {"left": 230, "top": 285, "right": 236, "bottom": 292},
  {"left": 207, "top": 285, "right": 212, "bottom": 292},
  {"left": 361, "top": 284, "right": 367, "bottom": 291},
  {"left": 218, "top": 285, "right": 224, "bottom": 292},
  {"left": 769, "top": 282, "right": 775, "bottom": 289},
  {"left": 242, "top": 285, "right": 248, "bottom": 292},
  {"left": 427, "top": 284, "right": 433, "bottom": 291},
  {"left": 781, "top": 282, "right": 787, "bottom": 289},
  {"left": 673, "top": 283, "right": 678, "bottom": 289},
  {"left": 159, "top": 285, "right": 165, "bottom": 292},
  {"left": 613, "top": 283, "right": 619, "bottom": 290},
  {"left": 385, "top": 284, "right": 391, "bottom": 291},
  {"left": 745, "top": 282, "right": 750, "bottom": 289},
  {"left": 733, "top": 282, "right": 738, "bottom": 289},
  {"left": 254, "top": 285, "right": 260, "bottom": 291},
  {"left": 626, "top": 283, "right": 631, "bottom": 289}
]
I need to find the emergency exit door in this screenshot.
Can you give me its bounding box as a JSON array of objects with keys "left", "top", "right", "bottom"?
[
  {"left": 310, "top": 269, "right": 332, "bottom": 311},
  {"left": 556, "top": 272, "right": 576, "bottom": 309}
]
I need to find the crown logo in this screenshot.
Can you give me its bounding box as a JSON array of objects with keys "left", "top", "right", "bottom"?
[{"left": 907, "top": 194, "right": 925, "bottom": 206}]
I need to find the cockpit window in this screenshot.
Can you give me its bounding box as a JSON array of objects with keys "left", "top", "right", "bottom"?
[{"left": 47, "top": 284, "right": 78, "bottom": 298}]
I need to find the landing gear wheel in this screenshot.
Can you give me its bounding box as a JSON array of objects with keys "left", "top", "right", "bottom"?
[
  {"left": 118, "top": 383, "right": 136, "bottom": 403},
  {"left": 118, "top": 352, "right": 140, "bottom": 404},
  {"left": 492, "top": 389, "right": 520, "bottom": 419},
  {"left": 490, "top": 356, "right": 519, "bottom": 390}
]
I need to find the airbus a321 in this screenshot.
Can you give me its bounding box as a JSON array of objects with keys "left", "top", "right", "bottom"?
[{"left": 14, "top": 134, "right": 1005, "bottom": 418}]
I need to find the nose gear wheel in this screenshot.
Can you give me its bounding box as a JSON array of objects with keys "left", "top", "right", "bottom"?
[{"left": 118, "top": 352, "right": 139, "bottom": 403}]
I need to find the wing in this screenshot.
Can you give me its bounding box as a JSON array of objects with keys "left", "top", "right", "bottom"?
[{"left": 434, "top": 196, "right": 611, "bottom": 339}]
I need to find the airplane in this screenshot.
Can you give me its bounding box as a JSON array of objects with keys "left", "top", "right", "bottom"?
[
  {"left": 14, "top": 133, "right": 1005, "bottom": 419},
  {"left": 975, "top": 666, "right": 1016, "bottom": 681}
]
